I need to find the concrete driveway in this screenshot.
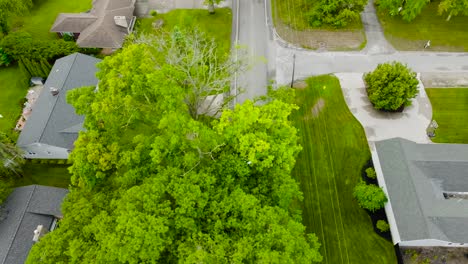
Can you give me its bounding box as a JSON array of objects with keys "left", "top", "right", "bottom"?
[{"left": 335, "top": 73, "right": 433, "bottom": 143}]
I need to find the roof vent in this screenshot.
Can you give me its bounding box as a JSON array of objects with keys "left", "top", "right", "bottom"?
[
  {"left": 50, "top": 87, "right": 59, "bottom": 96},
  {"left": 114, "top": 16, "right": 128, "bottom": 28},
  {"left": 33, "top": 225, "right": 48, "bottom": 242}
]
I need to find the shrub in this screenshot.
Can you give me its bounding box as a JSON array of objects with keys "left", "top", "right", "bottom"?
[
  {"left": 306, "top": 0, "right": 367, "bottom": 28},
  {"left": 365, "top": 167, "right": 376, "bottom": 179},
  {"left": 376, "top": 220, "right": 390, "bottom": 232},
  {"left": 364, "top": 61, "right": 419, "bottom": 111},
  {"left": 353, "top": 180, "right": 387, "bottom": 212},
  {"left": 149, "top": 10, "right": 158, "bottom": 17}
]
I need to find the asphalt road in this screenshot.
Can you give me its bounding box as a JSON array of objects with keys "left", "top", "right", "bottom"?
[
  {"left": 276, "top": 48, "right": 468, "bottom": 85},
  {"left": 235, "top": 0, "right": 275, "bottom": 104}
]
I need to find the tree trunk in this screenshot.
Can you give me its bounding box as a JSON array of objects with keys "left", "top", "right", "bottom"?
[
  {"left": 446, "top": 12, "right": 452, "bottom": 21},
  {"left": 208, "top": 2, "right": 215, "bottom": 14}
]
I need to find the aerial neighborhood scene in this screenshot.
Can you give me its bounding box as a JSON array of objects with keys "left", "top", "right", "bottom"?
[{"left": 0, "top": 0, "right": 468, "bottom": 263}]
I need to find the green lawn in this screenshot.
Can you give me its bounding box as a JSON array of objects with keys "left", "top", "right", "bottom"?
[
  {"left": 136, "top": 8, "right": 232, "bottom": 57},
  {"left": 10, "top": 0, "right": 92, "bottom": 40},
  {"left": 14, "top": 163, "right": 71, "bottom": 188},
  {"left": 377, "top": 1, "right": 468, "bottom": 51},
  {"left": 0, "top": 65, "right": 28, "bottom": 133},
  {"left": 291, "top": 75, "right": 396, "bottom": 264},
  {"left": 426, "top": 88, "right": 468, "bottom": 143}
]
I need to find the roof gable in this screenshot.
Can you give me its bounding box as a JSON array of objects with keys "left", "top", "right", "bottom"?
[
  {"left": 50, "top": 0, "right": 136, "bottom": 48},
  {"left": 17, "top": 53, "right": 101, "bottom": 151},
  {"left": 0, "top": 185, "right": 68, "bottom": 264},
  {"left": 375, "top": 138, "right": 468, "bottom": 244}
]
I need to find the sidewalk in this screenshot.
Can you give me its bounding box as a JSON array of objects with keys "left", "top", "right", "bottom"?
[{"left": 335, "top": 72, "right": 432, "bottom": 144}]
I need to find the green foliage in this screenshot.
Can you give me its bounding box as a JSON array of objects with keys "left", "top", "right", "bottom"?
[
  {"left": 27, "top": 42, "right": 322, "bottom": 263},
  {"left": 364, "top": 61, "right": 419, "bottom": 111},
  {"left": 377, "top": 0, "right": 468, "bottom": 21},
  {"left": 0, "top": 31, "right": 78, "bottom": 63},
  {"left": 365, "top": 167, "right": 377, "bottom": 179},
  {"left": 376, "top": 220, "right": 390, "bottom": 232},
  {"left": 438, "top": 0, "right": 468, "bottom": 21},
  {"left": 0, "top": 47, "right": 12, "bottom": 66},
  {"left": 0, "top": 132, "right": 25, "bottom": 178},
  {"left": 353, "top": 180, "right": 387, "bottom": 212},
  {"left": 0, "top": 179, "right": 12, "bottom": 206},
  {"left": 149, "top": 10, "right": 158, "bottom": 17},
  {"left": 306, "top": 0, "right": 368, "bottom": 27}
]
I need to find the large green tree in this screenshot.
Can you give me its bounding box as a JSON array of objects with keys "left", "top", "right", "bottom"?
[{"left": 27, "top": 38, "right": 322, "bottom": 263}]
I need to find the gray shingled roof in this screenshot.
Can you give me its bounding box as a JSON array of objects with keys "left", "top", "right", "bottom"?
[
  {"left": 0, "top": 185, "right": 68, "bottom": 264},
  {"left": 50, "top": 0, "right": 135, "bottom": 48},
  {"left": 375, "top": 138, "right": 468, "bottom": 244},
  {"left": 17, "top": 53, "right": 101, "bottom": 151}
]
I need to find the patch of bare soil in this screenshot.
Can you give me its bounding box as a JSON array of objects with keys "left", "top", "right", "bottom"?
[
  {"left": 402, "top": 246, "right": 468, "bottom": 264},
  {"left": 304, "top": 98, "right": 325, "bottom": 120},
  {"left": 293, "top": 81, "right": 307, "bottom": 89},
  {"left": 275, "top": 20, "right": 366, "bottom": 51}
]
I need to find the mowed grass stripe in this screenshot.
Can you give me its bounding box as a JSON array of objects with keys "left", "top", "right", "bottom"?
[
  {"left": 292, "top": 75, "right": 397, "bottom": 264},
  {"left": 314, "top": 87, "right": 347, "bottom": 264}
]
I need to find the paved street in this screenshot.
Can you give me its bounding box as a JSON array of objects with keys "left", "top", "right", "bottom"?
[
  {"left": 276, "top": 49, "right": 468, "bottom": 85},
  {"left": 235, "top": 0, "right": 275, "bottom": 104}
]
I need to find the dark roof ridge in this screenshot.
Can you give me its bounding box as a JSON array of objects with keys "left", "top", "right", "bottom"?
[{"left": 37, "top": 54, "right": 79, "bottom": 144}]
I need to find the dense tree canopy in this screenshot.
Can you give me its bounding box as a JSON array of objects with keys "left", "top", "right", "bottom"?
[
  {"left": 364, "top": 61, "right": 419, "bottom": 111},
  {"left": 27, "top": 33, "right": 322, "bottom": 263}
]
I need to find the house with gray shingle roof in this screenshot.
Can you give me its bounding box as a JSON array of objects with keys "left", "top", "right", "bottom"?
[
  {"left": 50, "top": 0, "right": 137, "bottom": 49},
  {"left": 373, "top": 138, "right": 468, "bottom": 248},
  {"left": 0, "top": 185, "right": 68, "bottom": 264},
  {"left": 17, "top": 53, "right": 101, "bottom": 159}
]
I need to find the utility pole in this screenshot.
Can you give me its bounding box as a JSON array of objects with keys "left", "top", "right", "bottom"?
[{"left": 290, "top": 53, "right": 296, "bottom": 88}]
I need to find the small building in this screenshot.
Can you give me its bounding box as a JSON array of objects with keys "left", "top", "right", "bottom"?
[
  {"left": 17, "top": 53, "right": 101, "bottom": 159},
  {"left": 50, "top": 0, "right": 137, "bottom": 49},
  {"left": 0, "top": 185, "right": 68, "bottom": 264},
  {"left": 373, "top": 138, "right": 468, "bottom": 248}
]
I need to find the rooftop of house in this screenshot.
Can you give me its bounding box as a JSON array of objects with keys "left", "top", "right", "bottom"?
[
  {"left": 375, "top": 138, "right": 468, "bottom": 244},
  {"left": 17, "top": 53, "right": 101, "bottom": 152},
  {"left": 0, "top": 185, "right": 68, "bottom": 264},
  {"left": 50, "top": 0, "right": 136, "bottom": 48}
]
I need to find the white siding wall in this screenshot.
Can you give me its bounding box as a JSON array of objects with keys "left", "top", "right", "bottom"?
[
  {"left": 21, "top": 143, "right": 69, "bottom": 159},
  {"left": 400, "top": 239, "right": 468, "bottom": 247}
]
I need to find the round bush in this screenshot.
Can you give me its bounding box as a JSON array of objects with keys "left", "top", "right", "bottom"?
[
  {"left": 365, "top": 167, "right": 377, "bottom": 179},
  {"left": 353, "top": 180, "right": 387, "bottom": 212},
  {"left": 376, "top": 220, "right": 390, "bottom": 232},
  {"left": 364, "top": 61, "right": 419, "bottom": 111}
]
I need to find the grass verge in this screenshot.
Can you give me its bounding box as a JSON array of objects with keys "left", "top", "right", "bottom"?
[
  {"left": 136, "top": 8, "right": 232, "bottom": 57},
  {"left": 10, "top": 0, "right": 92, "bottom": 41},
  {"left": 271, "top": 0, "right": 365, "bottom": 50},
  {"left": 291, "top": 75, "right": 396, "bottom": 264},
  {"left": 377, "top": 1, "right": 468, "bottom": 51},
  {"left": 14, "top": 163, "right": 71, "bottom": 188},
  {"left": 0, "top": 65, "right": 28, "bottom": 133},
  {"left": 426, "top": 88, "right": 468, "bottom": 143}
]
